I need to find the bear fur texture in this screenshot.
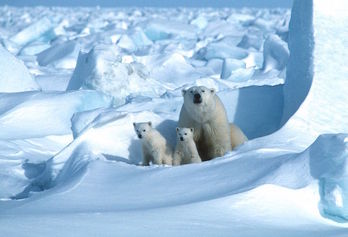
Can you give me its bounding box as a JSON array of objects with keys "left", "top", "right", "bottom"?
[
  {"left": 133, "top": 122, "right": 173, "bottom": 166},
  {"left": 173, "top": 127, "right": 202, "bottom": 166},
  {"left": 178, "top": 86, "right": 247, "bottom": 161}
]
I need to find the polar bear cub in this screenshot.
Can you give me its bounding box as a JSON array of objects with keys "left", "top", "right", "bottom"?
[
  {"left": 133, "top": 122, "right": 173, "bottom": 166},
  {"left": 173, "top": 127, "right": 202, "bottom": 166}
]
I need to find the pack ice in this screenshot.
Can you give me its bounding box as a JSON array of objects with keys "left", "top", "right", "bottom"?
[{"left": 1, "top": 0, "right": 348, "bottom": 236}]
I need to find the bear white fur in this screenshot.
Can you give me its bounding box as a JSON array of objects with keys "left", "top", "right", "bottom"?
[
  {"left": 133, "top": 122, "right": 173, "bottom": 166},
  {"left": 178, "top": 86, "right": 247, "bottom": 161},
  {"left": 173, "top": 127, "right": 202, "bottom": 166}
]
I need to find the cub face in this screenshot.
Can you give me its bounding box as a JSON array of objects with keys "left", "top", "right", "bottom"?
[
  {"left": 182, "top": 86, "right": 215, "bottom": 105},
  {"left": 176, "top": 127, "right": 194, "bottom": 142},
  {"left": 133, "top": 122, "right": 152, "bottom": 139}
]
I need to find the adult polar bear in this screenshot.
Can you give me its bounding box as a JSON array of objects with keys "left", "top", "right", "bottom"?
[{"left": 178, "top": 86, "right": 247, "bottom": 161}]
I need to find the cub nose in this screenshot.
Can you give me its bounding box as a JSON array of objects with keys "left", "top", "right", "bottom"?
[
  {"left": 180, "top": 137, "right": 184, "bottom": 141},
  {"left": 138, "top": 134, "right": 142, "bottom": 139},
  {"left": 194, "top": 93, "right": 201, "bottom": 99}
]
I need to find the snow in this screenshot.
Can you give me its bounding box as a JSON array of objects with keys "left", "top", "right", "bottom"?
[{"left": 1, "top": 1, "right": 348, "bottom": 236}]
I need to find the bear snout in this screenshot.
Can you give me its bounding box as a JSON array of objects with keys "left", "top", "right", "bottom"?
[
  {"left": 138, "top": 134, "right": 143, "bottom": 139},
  {"left": 193, "top": 93, "right": 202, "bottom": 104},
  {"left": 180, "top": 137, "right": 184, "bottom": 141}
]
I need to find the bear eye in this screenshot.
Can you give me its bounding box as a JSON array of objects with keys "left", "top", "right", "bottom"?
[
  {"left": 184, "top": 133, "right": 187, "bottom": 135},
  {"left": 143, "top": 129, "right": 146, "bottom": 132},
  {"left": 202, "top": 90, "right": 205, "bottom": 93}
]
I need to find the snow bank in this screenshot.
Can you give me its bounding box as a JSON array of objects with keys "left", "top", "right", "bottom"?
[{"left": 0, "top": 45, "right": 40, "bottom": 92}]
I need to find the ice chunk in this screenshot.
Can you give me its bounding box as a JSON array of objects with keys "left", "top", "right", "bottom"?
[
  {"left": 71, "top": 108, "right": 106, "bottom": 138},
  {"left": 261, "top": 34, "right": 289, "bottom": 72},
  {"left": 117, "top": 34, "right": 136, "bottom": 52},
  {"left": 0, "top": 90, "right": 112, "bottom": 140},
  {"left": 131, "top": 28, "right": 153, "bottom": 49},
  {"left": 67, "top": 45, "right": 165, "bottom": 106},
  {"left": 206, "top": 58, "right": 223, "bottom": 75},
  {"left": 197, "top": 41, "right": 248, "bottom": 61},
  {"left": 190, "top": 16, "right": 208, "bottom": 30},
  {"left": 150, "top": 52, "right": 205, "bottom": 87},
  {"left": 117, "top": 29, "right": 152, "bottom": 53},
  {"left": 36, "top": 40, "right": 80, "bottom": 69},
  {"left": 221, "top": 58, "right": 246, "bottom": 79},
  {"left": 309, "top": 134, "right": 348, "bottom": 221},
  {"left": 237, "top": 31, "right": 264, "bottom": 50},
  {"left": 19, "top": 42, "right": 51, "bottom": 56},
  {"left": 35, "top": 73, "right": 72, "bottom": 91},
  {"left": 243, "top": 51, "right": 264, "bottom": 68},
  {"left": 144, "top": 19, "right": 196, "bottom": 41},
  {"left": 9, "top": 17, "right": 58, "bottom": 47},
  {"left": 203, "top": 19, "right": 245, "bottom": 38},
  {"left": 0, "top": 45, "right": 40, "bottom": 93}
]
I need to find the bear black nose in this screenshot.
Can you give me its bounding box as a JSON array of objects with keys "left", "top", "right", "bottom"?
[
  {"left": 193, "top": 93, "right": 202, "bottom": 104},
  {"left": 180, "top": 137, "right": 184, "bottom": 141},
  {"left": 138, "top": 134, "right": 142, "bottom": 139},
  {"left": 194, "top": 93, "right": 201, "bottom": 99}
]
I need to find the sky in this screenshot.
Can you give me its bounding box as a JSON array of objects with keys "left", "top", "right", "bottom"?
[{"left": 0, "top": 0, "right": 293, "bottom": 8}]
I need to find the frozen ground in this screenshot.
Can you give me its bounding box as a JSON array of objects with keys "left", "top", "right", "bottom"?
[{"left": 1, "top": 0, "right": 348, "bottom": 236}]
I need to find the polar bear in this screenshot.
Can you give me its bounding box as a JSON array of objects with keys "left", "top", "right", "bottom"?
[
  {"left": 178, "top": 86, "right": 247, "bottom": 161},
  {"left": 133, "top": 122, "right": 173, "bottom": 166},
  {"left": 173, "top": 127, "right": 202, "bottom": 166}
]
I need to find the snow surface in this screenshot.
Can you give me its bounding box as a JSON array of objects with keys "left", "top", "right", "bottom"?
[{"left": 1, "top": 1, "right": 348, "bottom": 236}]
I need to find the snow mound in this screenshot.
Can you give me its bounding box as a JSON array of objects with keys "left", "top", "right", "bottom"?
[{"left": 0, "top": 45, "right": 40, "bottom": 93}]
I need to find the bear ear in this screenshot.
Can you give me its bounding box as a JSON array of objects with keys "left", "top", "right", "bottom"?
[
  {"left": 133, "top": 122, "right": 136, "bottom": 127},
  {"left": 210, "top": 88, "right": 215, "bottom": 94},
  {"left": 148, "top": 121, "right": 152, "bottom": 127},
  {"left": 181, "top": 89, "right": 187, "bottom": 96},
  {"left": 176, "top": 127, "right": 180, "bottom": 132},
  {"left": 190, "top": 128, "right": 194, "bottom": 132}
]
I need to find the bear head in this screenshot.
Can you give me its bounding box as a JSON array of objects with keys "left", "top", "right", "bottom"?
[
  {"left": 133, "top": 121, "right": 152, "bottom": 139},
  {"left": 176, "top": 127, "right": 194, "bottom": 142},
  {"left": 182, "top": 86, "right": 216, "bottom": 122}
]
